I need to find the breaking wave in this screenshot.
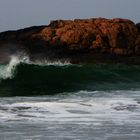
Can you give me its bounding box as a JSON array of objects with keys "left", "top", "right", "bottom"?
[
  {"left": 0, "top": 55, "right": 70, "bottom": 80},
  {"left": 0, "top": 55, "right": 140, "bottom": 96},
  {"left": 0, "top": 56, "right": 29, "bottom": 80}
]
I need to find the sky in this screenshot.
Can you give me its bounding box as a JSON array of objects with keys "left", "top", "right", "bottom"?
[{"left": 0, "top": 0, "right": 140, "bottom": 31}]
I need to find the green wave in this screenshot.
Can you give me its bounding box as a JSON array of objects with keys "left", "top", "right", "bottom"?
[{"left": 0, "top": 63, "right": 140, "bottom": 96}]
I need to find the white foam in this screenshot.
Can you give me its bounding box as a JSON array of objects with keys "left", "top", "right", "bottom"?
[
  {"left": 0, "top": 92, "right": 140, "bottom": 123},
  {"left": 0, "top": 55, "right": 30, "bottom": 80},
  {"left": 31, "top": 59, "right": 72, "bottom": 66}
]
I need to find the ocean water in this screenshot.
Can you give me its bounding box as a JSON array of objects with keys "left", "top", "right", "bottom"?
[{"left": 0, "top": 56, "right": 140, "bottom": 140}]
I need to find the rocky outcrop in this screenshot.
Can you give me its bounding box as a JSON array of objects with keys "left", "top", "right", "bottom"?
[{"left": 0, "top": 18, "right": 140, "bottom": 64}]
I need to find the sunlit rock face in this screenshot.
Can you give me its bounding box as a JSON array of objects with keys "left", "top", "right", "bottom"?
[{"left": 0, "top": 18, "right": 140, "bottom": 64}]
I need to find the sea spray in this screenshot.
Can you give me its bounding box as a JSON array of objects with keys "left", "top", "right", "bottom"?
[
  {"left": 0, "top": 55, "right": 30, "bottom": 80},
  {"left": 31, "top": 59, "right": 71, "bottom": 66}
]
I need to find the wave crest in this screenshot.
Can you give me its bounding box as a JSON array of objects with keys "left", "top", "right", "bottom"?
[
  {"left": 1, "top": 56, "right": 140, "bottom": 96},
  {"left": 0, "top": 56, "right": 29, "bottom": 80},
  {"left": 0, "top": 55, "right": 71, "bottom": 81}
]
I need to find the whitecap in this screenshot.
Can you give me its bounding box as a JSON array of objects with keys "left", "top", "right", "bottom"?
[{"left": 0, "top": 55, "right": 30, "bottom": 80}]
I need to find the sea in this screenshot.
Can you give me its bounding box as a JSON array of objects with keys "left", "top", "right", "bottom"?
[{"left": 0, "top": 56, "right": 140, "bottom": 140}]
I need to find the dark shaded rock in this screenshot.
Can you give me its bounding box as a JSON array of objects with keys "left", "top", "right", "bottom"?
[{"left": 136, "top": 23, "right": 140, "bottom": 33}]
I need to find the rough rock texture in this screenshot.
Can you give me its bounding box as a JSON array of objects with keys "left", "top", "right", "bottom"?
[{"left": 0, "top": 18, "right": 140, "bottom": 64}]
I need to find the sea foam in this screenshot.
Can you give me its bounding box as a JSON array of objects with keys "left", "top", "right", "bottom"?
[{"left": 0, "top": 55, "right": 29, "bottom": 80}]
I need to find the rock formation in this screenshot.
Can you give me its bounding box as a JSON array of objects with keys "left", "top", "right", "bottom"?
[{"left": 0, "top": 18, "right": 140, "bottom": 64}]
